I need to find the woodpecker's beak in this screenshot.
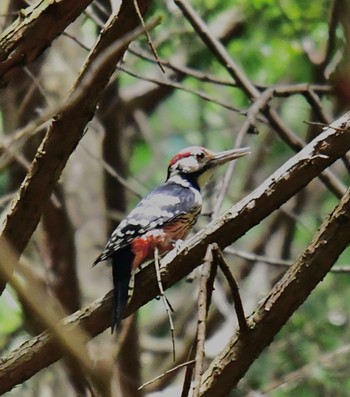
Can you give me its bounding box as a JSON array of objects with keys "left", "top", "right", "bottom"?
[{"left": 209, "top": 147, "right": 250, "bottom": 167}]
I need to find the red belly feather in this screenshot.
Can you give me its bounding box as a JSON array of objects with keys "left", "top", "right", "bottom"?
[{"left": 130, "top": 224, "right": 191, "bottom": 271}]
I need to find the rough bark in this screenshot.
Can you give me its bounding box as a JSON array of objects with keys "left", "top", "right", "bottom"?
[
  {"left": 41, "top": 186, "right": 80, "bottom": 314},
  {"left": 0, "top": 0, "right": 153, "bottom": 295},
  {"left": 200, "top": 185, "right": 350, "bottom": 397},
  {"left": 0, "top": 0, "right": 94, "bottom": 85},
  {"left": 0, "top": 111, "right": 349, "bottom": 394}
]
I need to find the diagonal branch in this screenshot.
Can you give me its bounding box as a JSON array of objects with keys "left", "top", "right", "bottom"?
[
  {"left": 0, "top": 0, "right": 94, "bottom": 85},
  {"left": 200, "top": 179, "right": 350, "bottom": 397},
  {"left": 174, "top": 0, "right": 346, "bottom": 199},
  {"left": 213, "top": 246, "right": 248, "bottom": 333},
  {"left": 0, "top": 111, "right": 350, "bottom": 394},
  {"left": 129, "top": 110, "right": 350, "bottom": 315}
]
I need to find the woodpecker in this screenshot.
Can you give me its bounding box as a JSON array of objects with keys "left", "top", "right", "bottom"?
[{"left": 94, "top": 146, "right": 250, "bottom": 332}]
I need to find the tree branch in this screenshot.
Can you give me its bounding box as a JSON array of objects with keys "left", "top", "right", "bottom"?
[
  {"left": 0, "top": 0, "right": 155, "bottom": 294},
  {"left": 1, "top": 111, "right": 350, "bottom": 393},
  {"left": 200, "top": 178, "right": 350, "bottom": 397},
  {"left": 0, "top": 0, "right": 94, "bottom": 85},
  {"left": 174, "top": 0, "right": 346, "bottom": 198}
]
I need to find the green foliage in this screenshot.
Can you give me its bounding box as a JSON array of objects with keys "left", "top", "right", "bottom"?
[
  {"left": 0, "top": 289, "right": 21, "bottom": 348},
  {"left": 107, "top": 0, "right": 347, "bottom": 394},
  {"left": 1, "top": 0, "right": 347, "bottom": 394}
]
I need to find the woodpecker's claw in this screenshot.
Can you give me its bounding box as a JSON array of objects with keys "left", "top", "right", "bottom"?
[{"left": 172, "top": 239, "right": 184, "bottom": 255}]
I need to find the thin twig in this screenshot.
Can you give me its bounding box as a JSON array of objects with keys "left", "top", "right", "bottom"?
[
  {"left": 211, "top": 89, "right": 274, "bottom": 217},
  {"left": 129, "top": 46, "right": 237, "bottom": 87},
  {"left": 120, "top": 65, "right": 245, "bottom": 115},
  {"left": 154, "top": 247, "right": 176, "bottom": 361},
  {"left": 138, "top": 359, "right": 195, "bottom": 390},
  {"left": 129, "top": 47, "right": 332, "bottom": 95},
  {"left": 81, "top": 144, "right": 143, "bottom": 198},
  {"left": 63, "top": 31, "right": 91, "bottom": 51},
  {"left": 213, "top": 245, "right": 249, "bottom": 333},
  {"left": 225, "top": 246, "right": 350, "bottom": 274},
  {"left": 133, "top": 0, "right": 165, "bottom": 73}
]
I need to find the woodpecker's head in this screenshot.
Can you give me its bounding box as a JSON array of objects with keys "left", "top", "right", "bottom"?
[{"left": 166, "top": 146, "right": 250, "bottom": 189}]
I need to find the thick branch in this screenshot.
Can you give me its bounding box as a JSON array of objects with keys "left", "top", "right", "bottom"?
[
  {"left": 200, "top": 179, "right": 350, "bottom": 397},
  {"left": 41, "top": 186, "right": 80, "bottom": 313},
  {"left": 0, "top": 111, "right": 350, "bottom": 393},
  {"left": 0, "top": 0, "right": 153, "bottom": 294},
  {"left": 129, "top": 111, "right": 350, "bottom": 314},
  {"left": 0, "top": 0, "right": 94, "bottom": 85}
]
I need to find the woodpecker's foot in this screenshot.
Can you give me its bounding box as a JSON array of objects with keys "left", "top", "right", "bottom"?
[{"left": 172, "top": 239, "right": 184, "bottom": 255}]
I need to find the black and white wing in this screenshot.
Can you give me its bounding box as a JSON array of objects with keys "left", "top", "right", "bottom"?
[{"left": 93, "top": 180, "right": 201, "bottom": 264}]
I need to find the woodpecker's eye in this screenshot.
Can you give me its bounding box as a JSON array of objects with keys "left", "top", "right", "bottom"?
[{"left": 196, "top": 152, "right": 206, "bottom": 160}]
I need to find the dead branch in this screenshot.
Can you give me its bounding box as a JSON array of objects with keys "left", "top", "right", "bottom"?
[
  {"left": 139, "top": 359, "right": 195, "bottom": 390},
  {"left": 120, "top": 66, "right": 244, "bottom": 114},
  {"left": 226, "top": 246, "right": 350, "bottom": 273}
]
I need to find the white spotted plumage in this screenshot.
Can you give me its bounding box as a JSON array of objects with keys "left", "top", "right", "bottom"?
[
  {"left": 94, "top": 145, "right": 250, "bottom": 332},
  {"left": 94, "top": 180, "right": 202, "bottom": 264}
]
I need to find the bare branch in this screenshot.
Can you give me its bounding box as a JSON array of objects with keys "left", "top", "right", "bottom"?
[
  {"left": 0, "top": 1, "right": 156, "bottom": 294},
  {"left": 213, "top": 246, "right": 248, "bottom": 333},
  {"left": 200, "top": 184, "right": 350, "bottom": 397},
  {"left": 139, "top": 359, "right": 195, "bottom": 390},
  {"left": 1, "top": 111, "right": 350, "bottom": 393},
  {"left": 225, "top": 247, "right": 350, "bottom": 273},
  {"left": 174, "top": 0, "right": 346, "bottom": 199},
  {"left": 0, "top": 0, "right": 94, "bottom": 85},
  {"left": 192, "top": 245, "right": 214, "bottom": 397},
  {"left": 133, "top": 0, "right": 165, "bottom": 73}
]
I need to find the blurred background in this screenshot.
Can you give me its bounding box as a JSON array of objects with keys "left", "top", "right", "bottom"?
[{"left": 0, "top": 0, "right": 350, "bottom": 396}]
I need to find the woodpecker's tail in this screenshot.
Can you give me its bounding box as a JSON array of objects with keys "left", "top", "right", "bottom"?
[{"left": 111, "top": 246, "right": 135, "bottom": 333}]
